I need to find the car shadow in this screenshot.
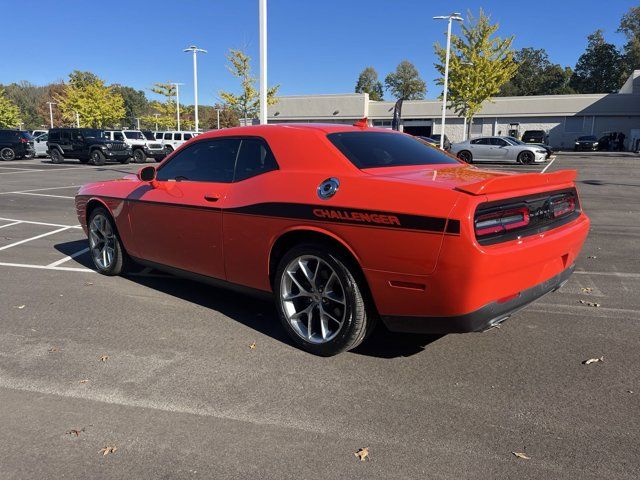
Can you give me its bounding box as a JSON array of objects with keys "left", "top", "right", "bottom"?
[{"left": 580, "top": 179, "right": 640, "bottom": 188}]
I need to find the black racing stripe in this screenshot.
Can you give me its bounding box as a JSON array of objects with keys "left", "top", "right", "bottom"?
[{"left": 76, "top": 195, "right": 456, "bottom": 234}]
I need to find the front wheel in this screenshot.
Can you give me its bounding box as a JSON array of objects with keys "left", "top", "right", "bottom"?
[
  {"left": 90, "top": 149, "right": 106, "bottom": 166},
  {"left": 274, "top": 244, "right": 373, "bottom": 356},
  {"left": 88, "top": 208, "right": 127, "bottom": 275},
  {"left": 133, "top": 149, "right": 146, "bottom": 163},
  {"left": 0, "top": 148, "right": 16, "bottom": 161},
  {"left": 518, "top": 151, "right": 535, "bottom": 165}
]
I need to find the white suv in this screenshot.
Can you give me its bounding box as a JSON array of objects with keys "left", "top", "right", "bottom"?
[
  {"left": 156, "top": 131, "right": 199, "bottom": 153},
  {"left": 104, "top": 130, "right": 166, "bottom": 163}
]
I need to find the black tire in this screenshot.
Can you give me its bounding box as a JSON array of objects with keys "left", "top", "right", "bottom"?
[
  {"left": 274, "top": 243, "right": 373, "bottom": 356},
  {"left": 87, "top": 207, "right": 128, "bottom": 276},
  {"left": 90, "top": 149, "right": 106, "bottom": 166},
  {"left": 50, "top": 148, "right": 64, "bottom": 164},
  {"left": 1, "top": 147, "right": 16, "bottom": 161},
  {"left": 518, "top": 151, "right": 535, "bottom": 165},
  {"left": 457, "top": 150, "right": 473, "bottom": 163},
  {"left": 133, "top": 148, "right": 146, "bottom": 163},
  {"left": 119, "top": 156, "right": 131, "bottom": 164}
]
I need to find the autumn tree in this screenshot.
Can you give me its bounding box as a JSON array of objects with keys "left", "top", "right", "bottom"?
[
  {"left": 384, "top": 61, "right": 426, "bottom": 100},
  {"left": 434, "top": 9, "right": 517, "bottom": 136},
  {"left": 499, "top": 48, "right": 574, "bottom": 96},
  {"left": 570, "top": 30, "right": 623, "bottom": 93},
  {"left": 0, "top": 87, "right": 21, "bottom": 128},
  {"left": 355, "top": 67, "right": 384, "bottom": 100},
  {"left": 112, "top": 85, "right": 149, "bottom": 127},
  {"left": 219, "top": 49, "right": 279, "bottom": 123}
]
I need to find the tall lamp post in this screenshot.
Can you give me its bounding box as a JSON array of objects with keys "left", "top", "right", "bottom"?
[
  {"left": 433, "top": 12, "right": 463, "bottom": 149},
  {"left": 183, "top": 46, "right": 207, "bottom": 132},
  {"left": 259, "top": 0, "right": 267, "bottom": 125},
  {"left": 46, "top": 102, "right": 56, "bottom": 128},
  {"left": 216, "top": 108, "right": 221, "bottom": 129},
  {"left": 154, "top": 113, "right": 160, "bottom": 131},
  {"left": 170, "top": 82, "right": 184, "bottom": 131}
]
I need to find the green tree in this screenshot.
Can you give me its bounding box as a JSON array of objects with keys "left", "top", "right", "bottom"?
[
  {"left": 570, "top": 30, "right": 623, "bottom": 93},
  {"left": 434, "top": 9, "right": 517, "bottom": 135},
  {"left": 0, "top": 87, "right": 21, "bottom": 128},
  {"left": 112, "top": 85, "right": 149, "bottom": 127},
  {"left": 499, "top": 48, "right": 574, "bottom": 96},
  {"left": 56, "top": 73, "right": 125, "bottom": 128},
  {"left": 2, "top": 81, "right": 47, "bottom": 129},
  {"left": 618, "top": 6, "right": 640, "bottom": 81},
  {"left": 219, "top": 49, "right": 279, "bottom": 122},
  {"left": 141, "top": 82, "right": 177, "bottom": 129},
  {"left": 384, "top": 61, "right": 426, "bottom": 100},
  {"left": 355, "top": 67, "right": 384, "bottom": 100}
]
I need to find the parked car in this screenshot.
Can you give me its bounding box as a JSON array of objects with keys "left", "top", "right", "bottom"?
[
  {"left": 104, "top": 129, "right": 165, "bottom": 163},
  {"left": 31, "top": 129, "right": 47, "bottom": 138},
  {"left": 75, "top": 124, "right": 589, "bottom": 356},
  {"left": 417, "top": 136, "right": 439, "bottom": 148},
  {"left": 0, "top": 129, "right": 35, "bottom": 161},
  {"left": 574, "top": 135, "right": 598, "bottom": 151},
  {"left": 33, "top": 133, "right": 49, "bottom": 157},
  {"left": 429, "top": 134, "right": 451, "bottom": 151},
  {"left": 450, "top": 136, "right": 548, "bottom": 164},
  {"left": 159, "top": 131, "right": 199, "bottom": 153},
  {"left": 47, "top": 128, "right": 132, "bottom": 165},
  {"left": 521, "top": 130, "right": 548, "bottom": 145}
]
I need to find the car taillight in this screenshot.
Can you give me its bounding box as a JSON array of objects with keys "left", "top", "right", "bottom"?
[
  {"left": 475, "top": 207, "right": 530, "bottom": 237},
  {"left": 550, "top": 196, "right": 575, "bottom": 218},
  {"left": 19, "top": 137, "right": 29, "bottom": 143}
]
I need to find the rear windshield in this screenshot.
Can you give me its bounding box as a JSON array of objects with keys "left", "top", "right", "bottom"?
[{"left": 327, "top": 131, "right": 459, "bottom": 169}]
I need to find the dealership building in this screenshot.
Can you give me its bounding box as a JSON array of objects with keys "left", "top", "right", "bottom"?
[{"left": 268, "top": 70, "right": 640, "bottom": 150}]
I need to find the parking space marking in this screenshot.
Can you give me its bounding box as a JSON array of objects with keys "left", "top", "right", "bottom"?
[
  {"left": 0, "top": 217, "right": 81, "bottom": 229},
  {"left": 0, "top": 227, "right": 70, "bottom": 252},
  {"left": 541, "top": 156, "right": 558, "bottom": 173},
  {"left": 575, "top": 270, "right": 640, "bottom": 279},
  {"left": 0, "top": 261, "right": 93, "bottom": 273},
  {"left": 0, "top": 166, "right": 36, "bottom": 171},
  {"left": 0, "top": 221, "right": 21, "bottom": 230},
  {"left": 0, "top": 165, "right": 136, "bottom": 175},
  {"left": 0, "top": 185, "right": 80, "bottom": 195},
  {"left": 11, "top": 192, "right": 74, "bottom": 199},
  {"left": 46, "top": 247, "right": 90, "bottom": 267}
]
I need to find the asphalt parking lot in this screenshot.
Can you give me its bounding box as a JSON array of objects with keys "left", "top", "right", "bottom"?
[{"left": 0, "top": 152, "right": 638, "bottom": 479}]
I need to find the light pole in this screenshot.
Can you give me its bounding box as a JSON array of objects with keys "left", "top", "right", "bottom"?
[
  {"left": 170, "top": 82, "right": 184, "bottom": 131},
  {"left": 135, "top": 117, "right": 141, "bottom": 130},
  {"left": 433, "top": 12, "right": 463, "bottom": 149},
  {"left": 216, "top": 108, "right": 221, "bottom": 129},
  {"left": 47, "top": 102, "right": 56, "bottom": 128},
  {"left": 259, "top": 0, "right": 267, "bottom": 125},
  {"left": 154, "top": 113, "right": 160, "bottom": 131},
  {"left": 75, "top": 112, "right": 80, "bottom": 127},
  {"left": 183, "top": 46, "right": 207, "bottom": 132}
]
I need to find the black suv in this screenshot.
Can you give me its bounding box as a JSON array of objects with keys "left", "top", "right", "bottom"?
[
  {"left": 0, "top": 129, "right": 35, "bottom": 161},
  {"left": 47, "top": 128, "right": 132, "bottom": 165}
]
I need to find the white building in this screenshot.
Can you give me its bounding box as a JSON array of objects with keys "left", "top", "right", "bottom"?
[{"left": 268, "top": 70, "right": 640, "bottom": 150}]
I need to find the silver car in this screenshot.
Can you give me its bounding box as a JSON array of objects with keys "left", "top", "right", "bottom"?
[{"left": 450, "top": 136, "right": 548, "bottom": 164}]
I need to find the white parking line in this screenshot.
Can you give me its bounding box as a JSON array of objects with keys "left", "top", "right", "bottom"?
[
  {"left": 0, "top": 221, "right": 21, "bottom": 230},
  {"left": 0, "top": 165, "right": 135, "bottom": 175},
  {"left": 0, "top": 185, "right": 80, "bottom": 195},
  {"left": 0, "top": 227, "right": 70, "bottom": 252},
  {"left": 0, "top": 217, "right": 81, "bottom": 229},
  {"left": 46, "top": 247, "right": 90, "bottom": 267},
  {"left": 541, "top": 156, "right": 558, "bottom": 173},
  {"left": 0, "top": 261, "right": 93, "bottom": 273},
  {"left": 12, "top": 192, "right": 75, "bottom": 199},
  {"left": 575, "top": 270, "right": 640, "bottom": 279}
]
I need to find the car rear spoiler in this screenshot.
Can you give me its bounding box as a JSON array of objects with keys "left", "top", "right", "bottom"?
[{"left": 455, "top": 170, "right": 577, "bottom": 196}]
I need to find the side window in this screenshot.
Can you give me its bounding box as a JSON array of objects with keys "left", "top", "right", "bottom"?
[
  {"left": 61, "top": 130, "right": 71, "bottom": 140},
  {"left": 164, "top": 133, "right": 172, "bottom": 140},
  {"left": 156, "top": 138, "right": 240, "bottom": 183},
  {"left": 72, "top": 130, "right": 83, "bottom": 141},
  {"left": 175, "top": 133, "right": 183, "bottom": 141},
  {"left": 49, "top": 131, "right": 60, "bottom": 141},
  {"left": 234, "top": 138, "right": 278, "bottom": 182},
  {"left": 183, "top": 133, "right": 192, "bottom": 141},
  {"left": 114, "top": 132, "right": 125, "bottom": 141},
  {"left": 471, "top": 138, "right": 488, "bottom": 145},
  {"left": 490, "top": 138, "right": 508, "bottom": 147}
]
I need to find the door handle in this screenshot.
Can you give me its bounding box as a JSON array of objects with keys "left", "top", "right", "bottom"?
[{"left": 204, "top": 194, "right": 220, "bottom": 202}]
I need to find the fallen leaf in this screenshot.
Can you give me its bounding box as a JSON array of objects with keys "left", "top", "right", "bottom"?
[
  {"left": 354, "top": 447, "right": 370, "bottom": 462},
  {"left": 99, "top": 355, "right": 109, "bottom": 362},
  {"left": 249, "top": 342, "right": 256, "bottom": 350},
  {"left": 48, "top": 347, "right": 60, "bottom": 353},
  {"left": 582, "top": 356, "right": 604, "bottom": 365},
  {"left": 628, "top": 390, "right": 634, "bottom": 394},
  {"left": 100, "top": 446, "right": 117, "bottom": 456},
  {"left": 67, "top": 427, "right": 85, "bottom": 437},
  {"left": 581, "top": 287, "right": 593, "bottom": 293},
  {"left": 511, "top": 451, "right": 530, "bottom": 460},
  {"left": 14, "top": 305, "right": 25, "bottom": 309},
  {"left": 78, "top": 379, "right": 89, "bottom": 384},
  {"left": 579, "top": 300, "right": 600, "bottom": 307},
  {"left": 85, "top": 282, "right": 94, "bottom": 286},
  {"left": 587, "top": 255, "right": 597, "bottom": 259}
]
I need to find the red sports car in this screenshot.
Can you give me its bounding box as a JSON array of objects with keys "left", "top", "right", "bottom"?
[{"left": 75, "top": 124, "right": 590, "bottom": 356}]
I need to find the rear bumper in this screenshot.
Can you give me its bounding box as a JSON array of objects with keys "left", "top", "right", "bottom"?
[{"left": 382, "top": 263, "right": 574, "bottom": 334}]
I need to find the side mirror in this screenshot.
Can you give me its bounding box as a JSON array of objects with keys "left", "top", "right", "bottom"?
[{"left": 138, "top": 165, "right": 156, "bottom": 182}]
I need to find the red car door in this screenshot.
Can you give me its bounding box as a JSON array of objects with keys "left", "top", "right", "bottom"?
[{"left": 127, "top": 138, "right": 240, "bottom": 279}]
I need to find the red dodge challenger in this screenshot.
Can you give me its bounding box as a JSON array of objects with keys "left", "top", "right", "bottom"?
[{"left": 75, "top": 123, "right": 590, "bottom": 356}]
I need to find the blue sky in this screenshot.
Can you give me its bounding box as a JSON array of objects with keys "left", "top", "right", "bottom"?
[{"left": 0, "top": 0, "right": 636, "bottom": 104}]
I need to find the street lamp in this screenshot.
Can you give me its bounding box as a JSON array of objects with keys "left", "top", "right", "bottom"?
[
  {"left": 183, "top": 45, "right": 207, "bottom": 132},
  {"left": 216, "top": 108, "right": 221, "bottom": 129},
  {"left": 170, "top": 82, "right": 184, "bottom": 131},
  {"left": 259, "top": 0, "right": 267, "bottom": 125},
  {"left": 75, "top": 112, "right": 80, "bottom": 128},
  {"left": 46, "top": 102, "right": 56, "bottom": 128},
  {"left": 154, "top": 113, "right": 160, "bottom": 131},
  {"left": 433, "top": 12, "right": 463, "bottom": 149},
  {"left": 135, "top": 117, "right": 141, "bottom": 130}
]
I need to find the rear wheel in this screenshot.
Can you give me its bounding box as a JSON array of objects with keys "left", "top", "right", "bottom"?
[
  {"left": 88, "top": 207, "right": 127, "bottom": 275},
  {"left": 274, "top": 244, "right": 373, "bottom": 356},
  {"left": 50, "top": 148, "right": 64, "bottom": 164},
  {"left": 0, "top": 147, "right": 15, "bottom": 161},
  {"left": 457, "top": 150, "right": 473, "bottom": 163},
  {"left": 518, "top": 151, "right": 534, "bottom": 165},
  {"left": 90, "top": 149, "right": 106, "bottom": 166},
  {"left": 133, "top": 148, "right": 146, "bottom": 163}
]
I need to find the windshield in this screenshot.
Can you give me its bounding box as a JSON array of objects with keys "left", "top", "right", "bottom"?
[
  {"left": 124, "top": 131, "right": 144, "bottom": 140},
  {"left": 82, "top": 129, "right": 106, "bottom": 139},
  {"left": 141, "top": 131, "right": 155, "bottom": 141},
  {"left": 578, "top": 135, "right": 597, "bottom": 141},
  {"left": 327, "top": 131, "right": 459, "bottom": 169}
]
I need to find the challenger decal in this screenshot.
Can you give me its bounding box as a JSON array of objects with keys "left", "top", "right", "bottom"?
[{"left": 312, "top": 208, "right": 401, "bottom": 226}]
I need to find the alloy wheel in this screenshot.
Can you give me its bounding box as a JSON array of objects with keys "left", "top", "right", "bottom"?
[
  {"left": 280, "top": 255, "right": 348, "bottom": 344},
  {"left": 1, "top": 148, "right": 15, "bottom": 161},
  {"left": 89, "top": 214, "right": 116, "bottom": 270}
]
